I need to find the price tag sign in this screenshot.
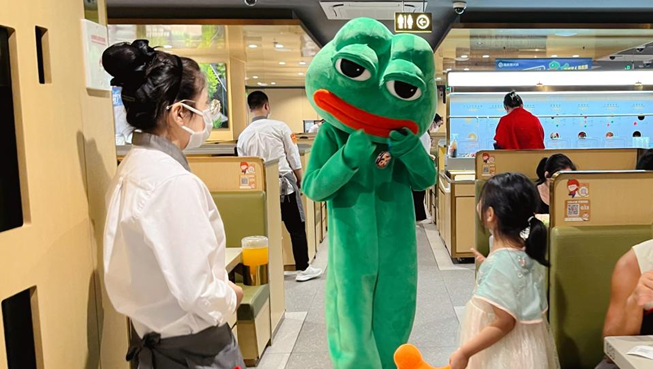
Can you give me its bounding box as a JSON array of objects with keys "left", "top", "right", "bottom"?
[{"left": 394, "top": 12, "right": 432, "bottom": 33}]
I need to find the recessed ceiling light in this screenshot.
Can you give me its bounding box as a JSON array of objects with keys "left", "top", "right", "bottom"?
[
  {"left": 163, "top": 45, "right": 173, "bottom": 49},
  {"left": 275, "top": 43, "right": 284, "bottom": 49},
  {"left": 253, "top": 76, "right": 259, "bottom": 79},
  {"left": 257, "top": 82, "right": 268, "bottom": 86},
  {"left": 436, "top": 77, "right": 442, "bottom": 81},
  {"left": 248, "top": 44, "right": 258, "bottom": 49},
  {"left": 299, "top": 61, "right": 306, "bottom": 65},
  {"left": 464, "top": 68, "right": 470, "bottom": 71},
  {"left": 572, "top": 55, "right": 580, "bottom": 58},
  {"left": 271, "top": 82, "right": 276, "bottom": 85},
  {"left": 482, "top": 55, "right": 490, "bottom": 58},
  {"left": 551, "top": 55, "right": 559, "bottom": 58},
  {"left": 298, "top": 72, "right": 304, "bottom": 76},
  {"left": 461, "top": 54, "right": 468, "bottom": 59},
  {"left": 535, "top": 49, "right": 540, "bottom": 52},
  {"left": 279, "top": 61, "right": 286, "bottom": 65}
]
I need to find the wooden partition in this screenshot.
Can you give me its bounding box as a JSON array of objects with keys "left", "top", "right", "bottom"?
[
  {"left": 548, "top": 171, "right": 653, "bottom": 368},
  {"left": 188, "top": 156, "right": 286, "bottom": 334},
  {"left": 551, "top": 171, "right": 653, "bottom": 228},
  {"left": 475, "top": 148, "right": 639, "bottom": 180},
  {"left": 0, "top": 0, "right": 129, "bottom": 368}
]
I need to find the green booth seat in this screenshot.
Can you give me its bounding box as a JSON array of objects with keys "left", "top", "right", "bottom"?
[
  {"left": 549, "top": 225, "right": 652, "bottom": 369},
  {"left": 237, "top": 284, "right": 270, "bottom": 321},
  {"left": 211, "top": 191, "right": 266, "bottom": 248}
]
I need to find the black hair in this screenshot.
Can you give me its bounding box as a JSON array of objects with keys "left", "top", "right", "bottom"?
[
  {"left": 480, "top": 172, "right": 549, "bottom": 267},
  {"left": 536, "top": 154, "right": 577, "bottom": 185},
  {"left": 434, "top": 114, "right": 443, "bottom": 123},
  {"left": 637, "top": 149, "right": 653, "bottom": 170},
  {"left": 248, "top": 91, "right": 269, "bottom": 111},
  {"left": 102, "top": 40, "right": 205, "bottom": 131},
  {"left": 503, "top": 91, "right": 524, "bottom": 109}
]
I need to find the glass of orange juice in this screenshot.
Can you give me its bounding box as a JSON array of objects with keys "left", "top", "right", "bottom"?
[{"left": 241, "top": 236, "right": 269, "bottom": 285}]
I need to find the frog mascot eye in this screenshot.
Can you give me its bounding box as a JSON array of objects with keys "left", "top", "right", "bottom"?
[
  {"left": 336, "top": 58, "right": 371, "bottom": 81},
  {"left": 302, "top": 17, "right": 437, "bottom": 369},
  {"left": 386, "top": 80, "right": 422, "bottom": 101}
]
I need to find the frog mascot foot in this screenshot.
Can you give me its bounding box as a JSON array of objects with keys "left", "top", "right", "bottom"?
[{"left": 302, "top": 17, "right": 438, "bottom": 369}]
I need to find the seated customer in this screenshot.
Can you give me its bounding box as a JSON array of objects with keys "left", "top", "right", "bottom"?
[
  {"left": 597, "top": 240, "right": 653, "bottom": 369},
  {"left": 535, "top": 154, "right": 576, "bottom": 214},
  {"left": 637, "top": 149, "right": 653, "bottom": 170}
]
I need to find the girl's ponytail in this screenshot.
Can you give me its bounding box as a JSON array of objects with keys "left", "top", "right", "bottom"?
[{"left": 525, "top": 216, "right": 549, "bottom": 267}]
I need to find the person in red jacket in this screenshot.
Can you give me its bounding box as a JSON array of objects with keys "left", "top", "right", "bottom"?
[{"left": 494, "top": 91, "right": 545, "bottom": 150}]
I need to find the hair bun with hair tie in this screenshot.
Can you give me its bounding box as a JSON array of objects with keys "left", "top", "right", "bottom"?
[{"left": 102, "top": 39, "right": 157, "bottom": 89}]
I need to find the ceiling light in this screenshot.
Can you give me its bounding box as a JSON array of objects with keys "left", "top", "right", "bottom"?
[
  {"left": 257, "top": 82, "right": 268, "bottom": 86},
  {"left": 299, "top": 61, "right": 307, "bottom": 65},
  {"left": 275, "top": 43, "right": 284, "bottom": 49},
  {"left": 279, "top": 61, "right": 286, "bottom": 65},
  {"left": 535, "top": 49, "right": 540, "bottom": 52},
  {"left": 271, "top": 82, "right": 276, "bottom": 85},
  {"left": 252, "top": 76, "right": 259, "bottom": 79},
  {"left": 446, "top": 68, "right": 452, "bottom": 72},
  {"left": 448, "top": 70, "right": 653, "bottom": 87},
  {"left": 482, "top": 55, "right": 490, "bottom": 58},
  {"left": 298, "top": 72, "right": 304, "bottom": 76},
  {"left": 464, "top": 68, "right": 470, "bottom": 71},
  {"left": 461, "top": 54, "right": 468, "bottom": 59},
  {"left": 248, "top": 44, "right": 258, "bottom": 49},
  {"left": 572, "top": 55, "right": 580, "bottom": 58},
  {"left": 551, "top": 55, "right": 559, "bottom": 58},
  {"left": 436, "top": 77, "right": 442, "bottom": 81},
  {"left": 163, "top": 45, "right": 173, "bottom": 49}
]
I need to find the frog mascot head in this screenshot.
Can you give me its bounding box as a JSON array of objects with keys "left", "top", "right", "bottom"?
[
  {"left": 302, "top": 18, "right": 438, "bottom": 369},
  {"left": 306, "top": 17, "right": 436, "bottom": 142}
]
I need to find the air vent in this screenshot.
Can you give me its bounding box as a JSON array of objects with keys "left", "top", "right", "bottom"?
[{"left": 320, "top": 2, "right": 426, "bottom": 20}]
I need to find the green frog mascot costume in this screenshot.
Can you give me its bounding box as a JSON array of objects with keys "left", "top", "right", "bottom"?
[{"left": 303, "top": 18, "right": 437, "bottom": 369}]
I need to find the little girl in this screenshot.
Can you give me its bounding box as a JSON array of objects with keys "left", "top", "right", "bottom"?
[{"left": 449, "top": 172, "right": 560, "bottom": 369}]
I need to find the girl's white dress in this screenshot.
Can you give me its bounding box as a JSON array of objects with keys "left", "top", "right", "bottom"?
[{"left": 459, "top": 248, "right": 561, "bottom": 369}]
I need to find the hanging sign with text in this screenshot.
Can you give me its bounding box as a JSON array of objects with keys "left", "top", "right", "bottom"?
[{"left": 394, "top": 12, "right": 432, "bottom": 33}]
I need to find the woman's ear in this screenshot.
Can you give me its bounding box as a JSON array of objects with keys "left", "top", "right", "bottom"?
[
  {"left": 167, "top": 104, "right": 187, "bottom": 128},
  {"left": 486, "top": 206, "right": 496, "bottom": 226}
]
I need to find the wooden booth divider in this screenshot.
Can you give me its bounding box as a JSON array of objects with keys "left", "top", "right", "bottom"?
[
  {"left": 188, "top": 156, "right": 286, "bottom": 337},
  {"left": 473, "top": 148, "right": 642, "bottom": 258},
  {"left": 548, "top": 171, "right": 653, "bottom": 369}
]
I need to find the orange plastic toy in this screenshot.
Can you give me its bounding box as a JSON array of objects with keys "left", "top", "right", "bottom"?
[{"left": 394, "top": 344, "right": 450, "bottom": 369}]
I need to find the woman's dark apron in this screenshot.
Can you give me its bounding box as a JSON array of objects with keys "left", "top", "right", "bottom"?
[{"left": 127, "top": 324, "right": 245, "bottom": 369}]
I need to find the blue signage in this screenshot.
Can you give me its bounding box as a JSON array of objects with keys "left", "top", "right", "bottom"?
[{"left": 496, "top": 58, "right": 592, "bottom": 71}]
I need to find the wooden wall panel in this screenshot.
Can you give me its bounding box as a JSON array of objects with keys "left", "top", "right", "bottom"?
[{"left": 0, "top": 0, "right": 128, "bottom": 368}]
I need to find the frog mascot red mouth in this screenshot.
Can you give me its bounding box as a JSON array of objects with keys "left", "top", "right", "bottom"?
[{"left": 313, "top": 89, "right": 419, "bottom": 138}]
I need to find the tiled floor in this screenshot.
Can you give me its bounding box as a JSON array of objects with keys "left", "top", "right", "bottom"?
[{"left": 251, "top": 223, "right": 475, "bottom": 368}]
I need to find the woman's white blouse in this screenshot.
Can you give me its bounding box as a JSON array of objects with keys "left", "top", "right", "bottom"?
[{"left": 103, "top": 145, "right": 236, "bottom": 339}]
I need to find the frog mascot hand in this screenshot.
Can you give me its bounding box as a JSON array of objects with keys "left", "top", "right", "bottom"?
[{"left": 303, "top": 18, "right": 437, "bottom": 369}]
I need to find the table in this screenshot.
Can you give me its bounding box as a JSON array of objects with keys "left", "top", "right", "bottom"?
[
  {"left": 605, "top": 336, "right": 653, "bottom": 369},
  {"left": 226, "top": 247, "right": 242, "bottom": 272}
]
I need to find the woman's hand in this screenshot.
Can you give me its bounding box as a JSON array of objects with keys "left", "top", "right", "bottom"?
[
  {"left": 471, "top": 248, "right": 486, "bottom": 264},
  {"left": 229, "top": 281, "right": 244, "bottom": 307},
  {"left": 449, "top": 349, "right": 469, "bottom": 369}
]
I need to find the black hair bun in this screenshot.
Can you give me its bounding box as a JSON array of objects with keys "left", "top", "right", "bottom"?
[{"left": 102, "top": 40, "right": 156, "bottom": 89}]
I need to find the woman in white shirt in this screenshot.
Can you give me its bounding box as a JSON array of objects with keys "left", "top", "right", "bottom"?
[{"left": 102, "top": 40, "right": 245, "bottom": 369}]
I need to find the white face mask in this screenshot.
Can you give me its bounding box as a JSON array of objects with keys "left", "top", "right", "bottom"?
[{"left": 178, "top": 103, "right": 212, "bottom": 150}]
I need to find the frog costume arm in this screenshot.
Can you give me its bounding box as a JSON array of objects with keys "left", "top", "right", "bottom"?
[{"left": 303, "top": 17, "right": 437, "bottom": 369}]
